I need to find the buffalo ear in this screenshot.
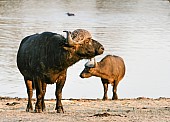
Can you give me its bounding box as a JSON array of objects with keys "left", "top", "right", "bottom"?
[{"left": 63, "top": 46, "right": 75, "bottom": 52}]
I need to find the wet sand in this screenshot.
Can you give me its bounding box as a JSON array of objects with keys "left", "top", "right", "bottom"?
[{"left": 0, "top": 97, "right": 169, "bottom": 122}]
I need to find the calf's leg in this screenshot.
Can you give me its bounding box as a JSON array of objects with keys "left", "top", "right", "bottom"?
[
  {"left": 101, "top": 79, "right": 108, "bottom": 100},
  {"left": 112, "top": 80, "right": 119, "bottom": 100}
]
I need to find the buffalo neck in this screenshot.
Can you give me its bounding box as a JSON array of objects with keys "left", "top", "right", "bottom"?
[
  {"left": 65, "top": 52, "right": 81, "bottom": 68},
  {"left": 92, "top": 62, "right": 110, "bottom": 78},
  {"left": 55, "top": 49, "right": 82, "bottom": 71}
]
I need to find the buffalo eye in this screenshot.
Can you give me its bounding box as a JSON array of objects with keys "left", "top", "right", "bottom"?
[
  {"left": 85, "top": 40, "right": 89, "bottom": 44},
  {"left": 85, "top": 38, "right": 92, "bottom": 45},
  {"left": 89, "top": 68, "right": 94, "bottom": 73},
  {"left": 79, "top": 44, "right": 83, "bottom": 46},
  {"left": 85, "top": 67, "right": 91, "bottom": 72}
]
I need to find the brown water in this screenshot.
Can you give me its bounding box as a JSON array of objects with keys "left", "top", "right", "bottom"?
[{"left": 0, "top": 0, "right": 170, "bottom": 99}]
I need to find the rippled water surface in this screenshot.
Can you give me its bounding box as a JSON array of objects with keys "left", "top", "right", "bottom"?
[{"left": 0, "top": 0, "right": 170, "bottom": 99}]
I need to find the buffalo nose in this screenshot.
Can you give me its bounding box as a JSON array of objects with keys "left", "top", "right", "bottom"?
[
  {"left": 100, "top": 46, "right": 104, "bottom": 51},
  {"left": 80, "top": 74, "right": 85, "bottom": 78},
  {"left": 99, "top": 46, "right": 104, "bottom": 54}
]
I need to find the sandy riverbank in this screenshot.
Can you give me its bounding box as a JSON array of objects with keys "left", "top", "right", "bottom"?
[{"left": 0, "top": 97, "right": 169, "bottom": 122}]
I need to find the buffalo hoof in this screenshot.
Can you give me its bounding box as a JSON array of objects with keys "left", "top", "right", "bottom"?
[
  {"left": 112, "top": 98, "right": 118, "bottom": 100},
  {"left": 26, "top": 104, "right": 33, "bottom": 112},
  {"left": 26, "top": 108, "right": 33, "bottom": 112},
  {"left": 56, "top": 106, "right": 64, "bottom": 113},
  {"left": 102, "top": 97, "right": 108, "bottom": 101},
  {"left": 42, "top": 108, "right": 46, "bottom": 112},
  {"left": 112, "top": 94, "right": 118, "bottom": 100},
  {"left": 112, "top": 96, "right": 118, "bottom": 100},
  {"left": 26, "top": 106, "right": 33, "bottom": 112},
  {"left": 35, "top": 109, "right": 42, "bottom": 113}
]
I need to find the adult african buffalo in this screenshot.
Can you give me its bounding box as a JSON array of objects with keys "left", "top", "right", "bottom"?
[
  {"left": 80, "top": 55, "right": 125, "bottom": 100},
  {"left": 17, "top": 29, "right": 104, "bottom": 113}
]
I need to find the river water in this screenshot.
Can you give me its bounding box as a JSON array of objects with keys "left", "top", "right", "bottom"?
[{"left": 0, "top": 0, "right": 170, "bottom": 99}]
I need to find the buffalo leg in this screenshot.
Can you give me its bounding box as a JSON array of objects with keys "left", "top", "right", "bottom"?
[
  {"left": 112, "top": 80, "right": 119, "bottom": 100},
  {"left": 41, "top": 82, "right": 47, "bottom": 111},
  {"left": 101, "top": 79, "right": 108, "bottom": 100},
  {"left": 25, "top": 78, "right": 33, "bottom": 112},
  {"left": 55, "top": 70, "right": 66, "bottom": 113},
  {"left": 34, "top": 78, "right": 43, "bottom": 113}
]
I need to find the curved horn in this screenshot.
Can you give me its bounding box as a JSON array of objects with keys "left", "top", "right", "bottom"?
[
  {"left": 85, "top": 58, "right": 97, "bottom": 68},
  {"left": 63, "top": 31, "right": 75, "bottom": 46},
  {"left": 85, "top": 58, "right": 94, "bottom": 68}
]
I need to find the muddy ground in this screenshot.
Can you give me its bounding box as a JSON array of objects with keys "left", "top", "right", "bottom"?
[{"left": 0, "top": 97, "right": 169, "bottom": 122}]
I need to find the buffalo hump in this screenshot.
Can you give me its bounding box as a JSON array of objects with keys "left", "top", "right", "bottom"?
[{"left": 17, "top": 32, "right": 68, "bottom": 84}]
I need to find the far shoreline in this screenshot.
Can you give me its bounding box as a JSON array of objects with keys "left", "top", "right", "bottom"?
[{"left": 0, "top": 96, "right": 169, "bottom": 101}]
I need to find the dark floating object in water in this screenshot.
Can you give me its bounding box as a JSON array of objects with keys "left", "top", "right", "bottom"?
[{"left": 66, "top": 12, "right": 75, "bottom": 16}]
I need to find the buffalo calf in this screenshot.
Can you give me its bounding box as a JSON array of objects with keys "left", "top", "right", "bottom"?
[{"left": 80, "top": 55, "right": 125, "bottom": 100}]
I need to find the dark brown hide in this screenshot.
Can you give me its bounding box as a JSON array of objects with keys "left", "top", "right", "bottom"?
[{"left": 17, "top": 30, "right": 104, "bottom": 113}]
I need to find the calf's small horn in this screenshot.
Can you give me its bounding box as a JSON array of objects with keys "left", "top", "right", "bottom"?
[
  {"left": 94, "top": 58, "right": 97, "bottom": 67},
  {"left": 85, "top": 58, "right": 95, "bottom": 68}
]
